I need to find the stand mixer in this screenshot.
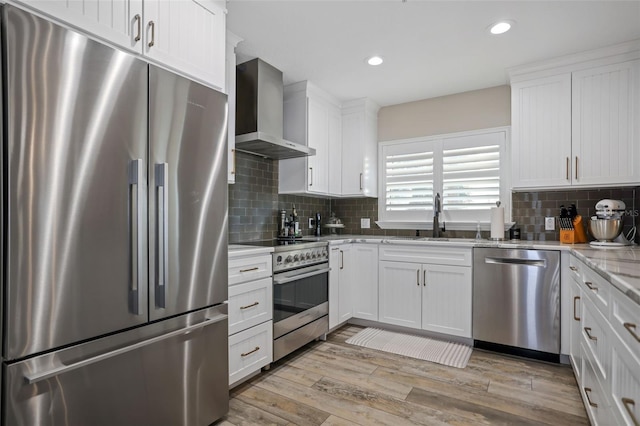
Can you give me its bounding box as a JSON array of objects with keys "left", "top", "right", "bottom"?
[{"left": 588, "top": 199, "right": 632, "bottom": 247}]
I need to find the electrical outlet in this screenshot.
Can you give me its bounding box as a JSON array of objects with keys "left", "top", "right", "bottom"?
[
  {"left": 545, "top": 217, "right": 555, "bottom": 231},
  {"left": 308, "top": 218, "right": 314, "bottom": 229},
  {"left": 361, "top": 218, "right": 370, "bottom": 229}
]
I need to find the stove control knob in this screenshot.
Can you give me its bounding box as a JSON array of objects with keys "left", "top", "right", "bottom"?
[
  {"left": 285, "top": 255, "right": 293, "bottom": 263},
  {"left": 311, "top": 252, "right": 316, "bottom": 258},
  {"left": 276, "top": 255, "right": 283, "bottom": 263},
  {"left": 293, "top": 254, "right": 300, "bottom": 262},
  {"left": 306, "top": 253, "right": 311, "bottom": 260}
]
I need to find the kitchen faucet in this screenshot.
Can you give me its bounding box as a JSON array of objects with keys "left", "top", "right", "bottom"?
[{"left": 433, "top": 193, "right": 443, "bottom": 238}]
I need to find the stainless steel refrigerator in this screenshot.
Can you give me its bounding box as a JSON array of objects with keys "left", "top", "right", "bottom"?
[{"left": 2, "top": 5, "right": 229, "bottom": 425}]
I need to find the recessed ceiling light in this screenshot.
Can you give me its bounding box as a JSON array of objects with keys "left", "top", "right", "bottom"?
[
  {"left": 489, "top": 21, "right": 512, "bottom": 35},
  {"left": 367, "top": 56, "right": 383, "bottom": 66}
]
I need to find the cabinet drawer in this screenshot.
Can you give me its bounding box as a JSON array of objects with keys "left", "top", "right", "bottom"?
[
  {"left": 611, "top": 289, "right": 640, "bottom": 356},
  {"left": 582, "top": 300, "right": 611, "bottom": 384},
  {"left": 581, "top": 342, "right": 612, "bottom": 426},
  {"left": 611, "top": 340, "right": 640, "bottom": 426},
  {"left": 228, "top": 277, "right": 273, "bottom": 335},
  {"left": 229, "top": 254, "right": 272, "bottom": 286},
  {"left": 379, "top": 246, "right": 471, "bottom": 266},
  {"left": 570, "top": 256, "right": 610, "bottom": 316},
  {"left": 229, "top": 321, "right": 273, "bottom": 387}
]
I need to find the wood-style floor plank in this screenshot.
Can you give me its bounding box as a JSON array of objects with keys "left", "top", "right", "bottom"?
[{"left": 216, "top": 325, "right": 588, "bottom": 426}]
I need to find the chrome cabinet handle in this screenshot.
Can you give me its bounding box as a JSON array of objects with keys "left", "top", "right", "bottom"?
[
  {"left": 340, "top": 250, "right": 344, "bottom": 270},
  {"left": 423, "top": 270, "right": 426, "bottom": 286},
  {"left": 585, "top": 281, "right": 598, "bottom": 292},
  {"left": 584, "top": 387, "right": 598, "bottom": 408},
  {"left": 134, "top": 14, "right": 141, "bottom": 42},
  {"left": 129, "top": 159, "right": 144, "bottom": 315},
  {"left": 359, "top": 172, "right": 363, "bottom": 190},
  {"left": 239, "top": 267, "right": 259, "bottom": 273},
  {"left": 155, "top": 163, "right": 169, "bottom": 309},
  {"left": 416, "top": 269, "right": 420, "bottom": 286},
  {"left": 622, "top": 398, "right": 639, "bottom": 426},
  {"left": 309, "top": 167, "right": 313, "bottom": 187},
  {"left": 584, "top": 327, "right": 597, "bottom": 341},
  {"left": 566, "top": 157, "right": 570, "bottom": 181},
  {"left": 148, "top": 21, "right": 155, "bottom": 47},
  {"left": 575, "top": 156, "right": 579, "bottom": 180},
  {"left": 569, "top": 266, "right": 578, "bottom": 271},
  {"left": 573, "top": 296, "right": 580, "bottom": 321},
  {"left": 240, "top": 301, "right": 259, "bottom": 310},
  {"left": 23, "top": 315, "right": 225, "bottom": 384},
  {"left": 241, "top": 346, "right": 260, "bottom": 357},
  {"left": 624, "top": 323, "right": 640, "bottom": 343}
]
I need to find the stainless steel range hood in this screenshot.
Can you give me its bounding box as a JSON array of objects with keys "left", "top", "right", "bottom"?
[{"left": 235, "top": 58, "right": 315, "bottom": 159}]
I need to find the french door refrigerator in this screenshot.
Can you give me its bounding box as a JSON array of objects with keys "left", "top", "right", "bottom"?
[{"left": 2, "top": 5, "right": 229, "bottom": 425}]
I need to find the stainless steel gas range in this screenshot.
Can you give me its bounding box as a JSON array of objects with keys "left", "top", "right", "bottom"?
[{"left": 244, "top": 239, "right": 330, "bottom": 361}]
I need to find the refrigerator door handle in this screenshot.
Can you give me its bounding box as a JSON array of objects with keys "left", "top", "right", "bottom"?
[
  {"left": 155, "top": 163, "right": 169, "bottom": 308},
  {"left": 129, "top": 159, "right": 145, "bottom": 315},
  {"left": 23, "top": 313, "right": 227, "bottom": 385}
]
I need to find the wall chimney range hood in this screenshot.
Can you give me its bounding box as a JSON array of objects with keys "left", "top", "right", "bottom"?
[{"left": 235, "top": 58, "right": 315, "bottom": 159}]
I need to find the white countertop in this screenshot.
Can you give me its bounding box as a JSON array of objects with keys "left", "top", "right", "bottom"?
[
  {"left": 229, "top": 236, "right": 640, "bottom": 305},
  {"left": 228, "top": 244, "right": 273, "bottom": 259}
]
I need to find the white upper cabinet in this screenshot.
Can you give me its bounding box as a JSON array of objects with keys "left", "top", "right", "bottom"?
[
  {"left": 510, "top": 41, "right": 640, "bottom": 190},
  {"left": 511, "top": 74, "right": 572, "bottom": 189},
  {"left": 341, "top": 99, "right": 380, "bottom": 197},
  {"left": 16, "top": 0, "right": 226, "bottom": 90},
  {"left": 144, "top": 0, "right": 226, "bottom": 91},
  {"left": 280, "top": 81, "right": 341, "bottom": 196},
  {"left": 572, "top": 60, "right": 640, "bottom": 187}
]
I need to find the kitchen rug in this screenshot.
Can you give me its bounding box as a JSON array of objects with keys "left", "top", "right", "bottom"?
[{"left": 345, "top": 327, "right": 472, "bottom": 369}]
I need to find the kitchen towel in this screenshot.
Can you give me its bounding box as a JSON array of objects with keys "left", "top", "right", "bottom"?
[{"left": 491, "top": 206, "right": 505, "bottom": 240}]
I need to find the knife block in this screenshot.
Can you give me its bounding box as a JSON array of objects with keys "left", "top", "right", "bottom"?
[{"left": 560, "top": 215, "right": 588, "bottom": 244}]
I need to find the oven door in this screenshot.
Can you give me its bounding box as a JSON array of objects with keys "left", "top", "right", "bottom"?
[{"left": 273, "top": 263, "right": 329, "bottom": 339}]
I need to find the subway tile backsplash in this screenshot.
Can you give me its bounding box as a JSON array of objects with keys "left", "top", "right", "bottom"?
[{"left": 229, "top": 152, "right": 639, "bottom": 244}]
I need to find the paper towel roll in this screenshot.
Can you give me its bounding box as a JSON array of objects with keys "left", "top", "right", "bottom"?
[{"left": 491, "top": 206, "right": 505, "bottom": 240}]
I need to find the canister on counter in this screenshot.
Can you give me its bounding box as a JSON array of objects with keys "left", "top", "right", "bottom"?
[{"left": 509, "top": 227, "right": 521, "bottom": 240}]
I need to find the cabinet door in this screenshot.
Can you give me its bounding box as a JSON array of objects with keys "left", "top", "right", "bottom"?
[
  {"left": 338, "top": 245, "right": 353, "bottom": 323},
  {"left": 328, "top": 247, "right": 341, "bottom": 329},
  {"left": 572, "top": 60, "right": 640, "bottom": 187},
  {"left": 611, "top": 339, "right": 640, "bottom": 426},
  {"left": 352, "top": 244, "right": 379, "bottom": 321},
  {"left": 307, "top": 97, "right": 329, "bottom": 194},
  {"left": 144, "top": 0, "right": 226, "bottom": 90},
  {"left": 341, "top": 109, "right": 364, "bottom": 196},
  {"left": 378, "top": 261, "right": 421, "bottom": 329},
  {"left": 18, "top": 0, "right": 143, "bottom": 52},
  {"left": 569, "top": 277, "right": 583, "bottom": 381},
  {"left": 421, "top": 265, "right": 472, "bottom": 338},
  {"left": 511, "top": 74, "right": 572, "bottom": 189},
  {"left": 328, "top": 106, "right": 342, "bottom": 196}
]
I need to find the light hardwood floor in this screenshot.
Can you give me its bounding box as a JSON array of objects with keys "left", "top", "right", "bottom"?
[{"left": 216, "top": 325, "right": 588, "bottom": 425}]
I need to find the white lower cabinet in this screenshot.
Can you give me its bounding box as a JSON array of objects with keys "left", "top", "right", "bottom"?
[
  {"left": 351, "top": 244, "right": 379, "bottom": 321},
  {"left": 568, "top": 253, "right": 640, "bottom": 426},
  {"left": 228, "top": 251, "right": 273, "bottom": 387},
  {"left": 228, "top": 321, "right": 273, "bottom": 386},
  {"left": 378, "top": 246, "right": 472, "bottom": 338},
  {"left": 421, "top": 264, "right": 471, "bottom": 338},
  {"left": 329, "top": 244, "right": 353, "bottom": 329}
]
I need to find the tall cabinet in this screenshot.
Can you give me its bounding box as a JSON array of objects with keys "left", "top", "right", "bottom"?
[{"left": 510, "top": 41, "right": 640, "bottom": 189}]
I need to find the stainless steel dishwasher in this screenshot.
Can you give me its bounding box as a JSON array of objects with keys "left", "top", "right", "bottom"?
[{"left": 473, "top": 247, "right": 560, "bottom": 361}]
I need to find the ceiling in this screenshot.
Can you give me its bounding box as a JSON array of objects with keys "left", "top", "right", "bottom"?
[{"left": 226, "top": 1, "right": 640, "bottom": 107}]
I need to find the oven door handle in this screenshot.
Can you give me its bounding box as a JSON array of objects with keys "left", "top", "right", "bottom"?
[{"left": 273, "top": 266, "right": 330, "bottom": 285}]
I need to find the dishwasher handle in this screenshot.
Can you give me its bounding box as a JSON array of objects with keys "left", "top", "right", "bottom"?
[{"left": 484, "top": 257, "right": 547, "bottom": 267}]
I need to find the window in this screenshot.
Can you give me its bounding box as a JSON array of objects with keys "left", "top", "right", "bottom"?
[{"left": 378, "top": 128, "right": 509, "bottom": 229}]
